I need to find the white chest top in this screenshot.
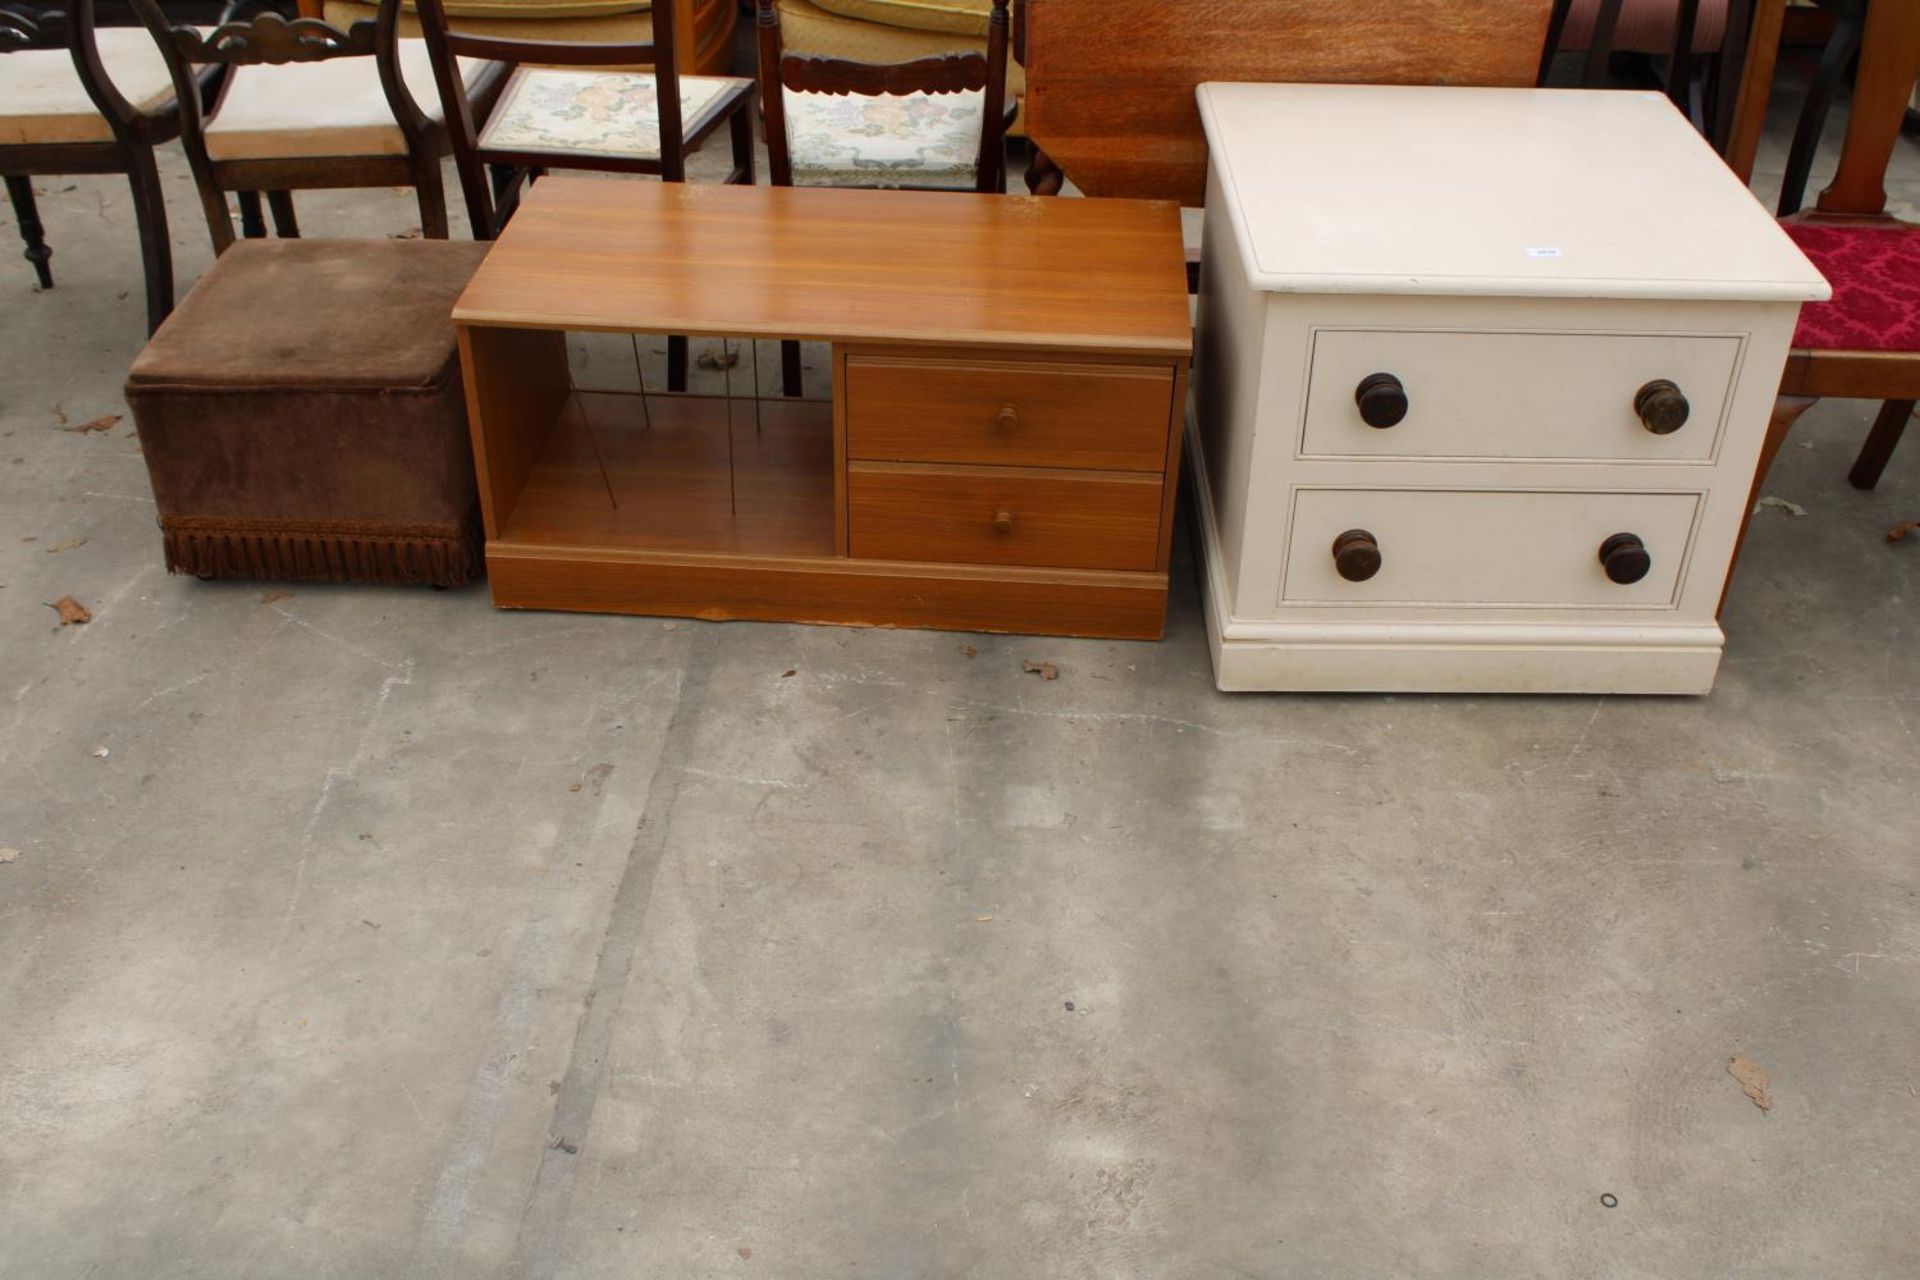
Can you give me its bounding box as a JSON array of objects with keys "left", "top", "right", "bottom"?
[{"left": 1195, "top": 82, "right": 1830, "bottom": 304}]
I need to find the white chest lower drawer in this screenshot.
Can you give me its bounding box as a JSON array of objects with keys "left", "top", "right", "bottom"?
[
  {"left": 1280, "top": 488, "right": 1701, "bottom": 608},
  {"left": 1302, "top": 328, "right": 1740, "bottom": 462}
]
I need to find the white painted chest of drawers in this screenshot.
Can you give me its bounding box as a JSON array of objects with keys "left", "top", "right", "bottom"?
[{"left": 1189, "top": 83, "right": 1830, "bottom": 694}]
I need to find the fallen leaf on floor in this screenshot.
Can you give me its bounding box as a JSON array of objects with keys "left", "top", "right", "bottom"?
[
  {"left": 781, "top": 668, "right": 797, "bottom": 678},
  {"left": 1728, "top": 1055, "right": 1773, "bottom": 1112},
  {"left": 1754, "top": 495, "right": 1808, "bottom": 517},
  {"left": 1022, "top": 659, "right": 1060, "bottom": 681},
  {"left": 737, "top": 1247, "right": 752, "bottom": 1260},
  {"left": 90, "top": 746, "right": 108, "bottom": 759},
  {"left": 61, "top": 414, "right": 121, "bottom": 435},
  {"left": 1889, "top": 520, "right": 1919, "bottom": 544},
  {"left": 569, "top": 783, "right": 582, "bottom": 793},
  {"left": 960, "top": 645, "right": 977, "bottom": 658},
  {"left": 49, "top": 596, "right": 91, "bottom": 626},
  {"left": 44, "top": 537, "right": 87, "bottom": 554},
  {"left": 0, "top": 847, "right": 19, "bottom": 864},
  {"left": 260, "top": 589, "right": 293, "bottom": 605},
  {"left": 975, "top": 914, "right": 993, "bottom": 923},
  {"left": 697, "top": 348, "right": 741, "bottom": 370}
]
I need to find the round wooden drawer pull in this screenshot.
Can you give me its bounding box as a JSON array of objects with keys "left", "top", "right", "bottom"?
[
  {"left": 1355, "top": 373, "right": 1408, "bottom": 429},
  {"left": 1332, "top": 528, "right": 1382, "bottom": 582},
  {"left": 1634, "top": 380, "right": 1690, "bottom": 434},
  {"left": 1599, "top": 532, "right": 1652, "bottom": 584},
  {"left": 992, "top": 510, "right": 1015, "bottom": 535},
  {"left": 996, "top": 405, "right": 1019, "bottom": 432}
]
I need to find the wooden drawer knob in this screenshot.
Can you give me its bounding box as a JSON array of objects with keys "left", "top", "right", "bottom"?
[
  {"left": 996, "top": 405, "right": 1019, "bottom": 432},
  {"left": 1634, "top": 380, "right": 1690, "bottom": 434},
  {"left": 1332, "top": 528, "right": 1382, "bottom": 582},
  {"left": 1355, "top": 373, "right": 1408, "bottom": 429},
  {"left": 992, "top": 510, "right": 1014, "bottom": 535},
  {"left": 1599, "top": 532, "right": 1652, "bottom": 584}
]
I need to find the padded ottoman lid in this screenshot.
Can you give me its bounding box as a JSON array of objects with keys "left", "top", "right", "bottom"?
[
  {"left": 129, "top": 239, "right": 493, "bottom": 393},
  {"left": 808, "top": 0, "right": 988, "bottom": 37}
]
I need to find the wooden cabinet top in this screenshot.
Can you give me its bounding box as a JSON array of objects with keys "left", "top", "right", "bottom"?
[
  {"left": 1197, "top": 83, "right": 1830, "bottom": 303},
  {"left": 452, "top": 178, "right": 1194, "bottom": 358}
]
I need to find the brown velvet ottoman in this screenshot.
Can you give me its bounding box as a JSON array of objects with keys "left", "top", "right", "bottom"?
[{"left": 125, "top": 238, "right": 492, "bottom": 587}]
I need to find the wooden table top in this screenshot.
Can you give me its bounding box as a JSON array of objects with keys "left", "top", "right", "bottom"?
[
  {"left": 452, "top": 178, "right": 1194, "bottom": 358},
  {"left": 1022, "top": 0, "right": 1554, "bottom": 208}
]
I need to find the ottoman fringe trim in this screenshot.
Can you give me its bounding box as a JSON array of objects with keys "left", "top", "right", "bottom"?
[{"left": 159, "top": 514, "right": 483, "bottom": 587}]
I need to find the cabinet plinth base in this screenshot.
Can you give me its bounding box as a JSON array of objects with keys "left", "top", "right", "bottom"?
[{"left": 486, "top": 543, "right": 1170, "bottom": 640}]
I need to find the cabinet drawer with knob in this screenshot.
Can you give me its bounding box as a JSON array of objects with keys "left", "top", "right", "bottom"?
[
  {"left": 845, "top": 354, "right": 1174, "bottom": 472},
  {"left": 1279, "top": 488, "right": 1701, "bottom": 608},
  {"left": 1300, "top": 329, "right": 1742, "bottom": 462},
  {"left": 847, "top": 462, "right": 1162, "bottom": 572}
]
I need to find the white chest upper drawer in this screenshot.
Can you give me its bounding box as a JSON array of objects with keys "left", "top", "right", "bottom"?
[
  {"left": 1301, "top": 329, "right": 1741, "bottom": 462},
  {"left": 1281, "top": 488, "right": 1701, "bottom": 608}
]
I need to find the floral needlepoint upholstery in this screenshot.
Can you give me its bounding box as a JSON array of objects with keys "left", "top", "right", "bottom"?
[
  {"left": 1783, "top": 222, "right": 1920, "bottom": 354},
  {"left": 782, "top": 86, "right": 982, "bottom": 187},
  {"left": 479, "top": 67, "right": 745, "bottom": 160}
]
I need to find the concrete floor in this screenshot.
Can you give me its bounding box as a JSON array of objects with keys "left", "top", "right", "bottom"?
[{"left": 2, "top": 83, "right": 1919, "bottom": 1279}]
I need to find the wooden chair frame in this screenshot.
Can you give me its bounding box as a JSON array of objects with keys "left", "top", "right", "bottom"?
[
  {"left": 754, "top": 0, "right": 1011, "bottom": 196},
  {"left": 1539, "top": 0, "right": 1755, "bottom": 149},
  {"left": 755, "top": 0, "right": 1009, "bottom": 396},
  {"left": 128, "top": 0, "right": 498, "bottom": 252},
  {"left": 414, "top": 0, "right": 754, "bottom": 242},
  {"left": 1723, "top": 0, "right": 1920, "bottom": 609},
  {"left": 0, "top": 0, "right": 209, "bottom": 332}
]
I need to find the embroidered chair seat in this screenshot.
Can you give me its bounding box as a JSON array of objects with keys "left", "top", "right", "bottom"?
[
  {"left": 0, "top": 27, "right": 179, "bottom": 146},
  {"left": 1783, "top": 221, "right": 1920, "bottom": 354},
  {"left": 204, "top": 41, "right": 494, "bottom": 162},
  {"left": 478, "top": 66, "right": 749, "bottom": 160},
  {"left": 781, "top": 85, "right": 982, "bottom": 188}
]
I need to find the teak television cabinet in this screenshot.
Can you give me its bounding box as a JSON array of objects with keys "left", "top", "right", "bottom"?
[{"left": 451, "top": 178, "right": 1193, "bottom": 639}]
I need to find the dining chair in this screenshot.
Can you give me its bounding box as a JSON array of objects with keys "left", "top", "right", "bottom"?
[
  {"left": 414, "top": 0, "right": 754, "bottom": 391},
  {"left": 0, "top": 0, "right": 207, "bottom": 332},
  {"left": 1729, "top": 0, "right": 1920, "bottom": 595},
  {"left": 755, "top": 0, "right": 1009, "bottom": 394},
  {"left": 127, "top": 0, "right": 505, "bottom": 249},
  {"left": 1539, "top": 0, "right": 1753, "bottom": 146}
]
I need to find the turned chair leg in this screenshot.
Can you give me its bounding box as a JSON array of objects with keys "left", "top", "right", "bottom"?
[
  {"left": 1721, "top": 394, "right": 1820, "bottom": 616},
  {"left": 127, "top": 148, "right": 175, "bottom": 334},
  {"left": 415, "top": 162, "right": 450, "bottom": 239},
  {"left": 780, "top": 340, "right": 803, "bottom": 397},
  {"left": 6, "top": 174, "right": 53, "bottom": 290},
  {"left": 237, "top": 190, "right": 267, "bottom": 239},
  {"left": 667, "top": 335, "right": 688, "bottom": 393},
  {"left": 1848, "top": 398, "right": 1914, "bottom": 490},
  {"left": 728, "top": 104, "right": 755, "bottom": 185},
  {"left": 266, "top": 191, "right": 299, "bottom": 238}
]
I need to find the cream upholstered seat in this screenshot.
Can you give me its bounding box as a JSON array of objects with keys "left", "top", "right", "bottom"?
[
  {"left": 477, "top": 67, "right": 747, "bottom": 161},
  {"left": 0, "top": 28, "right": 179, "bottom": 147},
  {"left": 203, "top": 40, "right": 492, "bottom": 161},
  {"left": 781, "top": 86, "right": 983, "bottom": 188}
]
